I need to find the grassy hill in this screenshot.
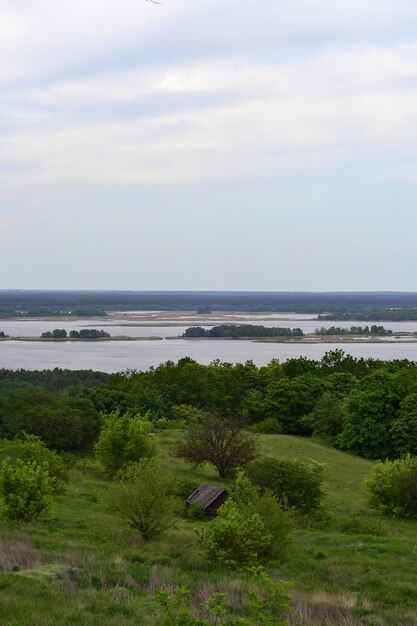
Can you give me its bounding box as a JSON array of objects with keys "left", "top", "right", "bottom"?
[{"left": 0, "top": 432, "right": 416, "bottom": 625}]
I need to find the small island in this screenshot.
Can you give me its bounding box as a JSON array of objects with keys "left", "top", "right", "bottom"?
[
  {"left": 182, "top": 323, "right": 407, "bottom": 343},
  {"left": 41, "top": 328, "right": 111, "bottom": 340},
  {"left": 183, "top": 324, "right": 304, "bottom": 338},
  {"left": 315, "top": 325, "right": 392, "bottom": 336}
]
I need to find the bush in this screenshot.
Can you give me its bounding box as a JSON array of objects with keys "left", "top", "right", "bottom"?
[
  {"left": 248, "top": 418, "right": 283, "bottom": 434},
  {"left": 0, "top": 434, "right": 68, "bottom": 492},
  {"left": 95, "top": 411, "right": 156, "bottom": 476},
  {"left": 201, "top": 474, "right": 292, "bottom": 568},
  {"left": 185, "top": 502, "right": 206, "bottom": 521},
  {"left": 110, "top": 459, "right": 180, "bottom": 540},
  {"left": 0, "top": 459, "right": 54, "bottom": 521},
  {"left": 247, "top": 457, "right": 325, "bottom": 515},
  {"left": 170, "top": 405, "right": 209, "bottom": 422},
  {"left": 173, "top": 478, "right": 200, "bottom": 500},
  {"left": 364, "top": 455, "right": 417, "bottom": 518},
  {"left": 338, "top": 514, "right": 385, "bottom": 536}
]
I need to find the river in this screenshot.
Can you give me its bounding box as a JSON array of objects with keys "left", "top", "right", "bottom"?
[{"left": 0, "top": 313, "right": 416, "bottom": 372}]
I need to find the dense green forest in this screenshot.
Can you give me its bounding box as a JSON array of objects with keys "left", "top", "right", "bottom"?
[{"left": 1, "top": 351, "right": 416, "bottom": 460}]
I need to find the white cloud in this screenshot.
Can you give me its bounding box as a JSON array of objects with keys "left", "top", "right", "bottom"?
[{"left": 1, "top": 40, "right": 417, "bottom": 187}]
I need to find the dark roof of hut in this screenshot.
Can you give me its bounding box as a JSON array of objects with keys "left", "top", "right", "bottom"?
[{"left": 186, "top": 483, "right": 227, "bottom": 509}]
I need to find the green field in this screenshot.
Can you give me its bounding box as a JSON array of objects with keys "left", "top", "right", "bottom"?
[{"left": 1, "top": 432, "right": 416, "bottom": 626}]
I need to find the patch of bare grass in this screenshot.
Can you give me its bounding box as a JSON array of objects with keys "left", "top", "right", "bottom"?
[
  {"left": 289, "top": 590, "right": 372, "bottom": 625},
  {"left": 0, "top": 534, "right": 43, "bottom": 572}
]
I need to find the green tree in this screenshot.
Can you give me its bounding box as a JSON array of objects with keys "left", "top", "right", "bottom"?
[
  {"left": 0, "top": 434, "right": 68, "bottom": 491},
  {"left": 390, "top": 394, "right": 417, "bottom": 456},
  {"left": 304, "top": 391, "right": 344, "bottom": 443},
  {"left": 264, "top": 375, "right": 328, "bottom": 435},
  {"left": 0, "top": 458, "right": 54, "bottom": 521},
  {"left": 175, "top": 416, "right": 258, "bottom": 478},
  {"left": 0, "top": 389, "right": 100, "bottom": 451},
  {"left": 94, "top": 411, "right": 155, "bottom": 476},
  {"left": 110, "top": 459, "right": 179, "bottom": 540}
]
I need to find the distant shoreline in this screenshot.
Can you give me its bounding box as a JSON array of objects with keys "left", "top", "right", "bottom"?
[{"left": 2, "top": 334, "right": 414, "bottom": 345}]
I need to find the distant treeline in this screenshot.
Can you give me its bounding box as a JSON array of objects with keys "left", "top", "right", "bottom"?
[
  {"left": 315, "top": 325, "right": 392, "bottom": 336},
  {"left": 0, "top": 307, "right": 107, "bottom": 319},
  {"left": 1, "top": 290, "right": 417, "bottom": 316},
  {"left": 183, "top": 325, "right": 304, "bottom": 338},
  {"left": 0, "top": 368, "right": 109, "bottom": 392},
  {"left": 41, "top": 329, "right": 111, "bottom": 339},
  {"left": 318, "top": 309, "right": 417, "bottom": 322}
]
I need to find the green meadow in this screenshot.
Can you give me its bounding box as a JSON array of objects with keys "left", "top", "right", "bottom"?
[{"left": 1, "top": 432, "right": 416, "bottom": 626}]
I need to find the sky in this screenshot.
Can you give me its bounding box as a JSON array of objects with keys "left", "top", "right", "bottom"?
[{"left": 1, "top": 0, "right": 417, "bottom": 291}]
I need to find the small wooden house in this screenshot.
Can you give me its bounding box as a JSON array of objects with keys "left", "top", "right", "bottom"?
[{"left": 186, "top": 483, "right": 228, "bottom": 519}]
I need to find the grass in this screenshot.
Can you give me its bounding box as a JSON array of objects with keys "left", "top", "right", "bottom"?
[{"left": 0, "top": 431, "right": 417, "bottom": 625}]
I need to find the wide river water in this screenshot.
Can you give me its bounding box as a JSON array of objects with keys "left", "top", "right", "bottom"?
[{"left": 0, "top": 313, "right": 416, "bottom": 372}]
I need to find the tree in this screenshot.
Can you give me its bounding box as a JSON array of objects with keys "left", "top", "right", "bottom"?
[
  {"left": 0, "top": 389, "right": 100, "bottom": 452},
  {"left": 390, "top": 394, "right": 417, "bottom": 456},
  {"left": 264, "top": 375, "right": 328, "bottom": 434},
  {"left": 0, "top": 458, "right": 54, "bottom": 521},
  {"left": 94, "top": 411, "right": 156, "bottom": 476},
  {"left": 110, "top": 459, "right": 179, "bottom": 540},
  {"left": 175, "top": 416, "right": 258, "bottom": 478},
  {"left": 0, "top": 434, "right": 68, "bottom": 492},
  {"left": 304, "top": 391, "right": 344, "bottom": 443}
]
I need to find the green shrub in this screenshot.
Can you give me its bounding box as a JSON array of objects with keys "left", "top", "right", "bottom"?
[
  {"left": 185, "top": 502, "right": 206, "bottom": 521},
  {"left": 248, "top": 418, "right": 283, "bottom": 434},
  {"left": 0, "top": 458, "right": 54, "bottom": 521},
  {"left": 173, "top": 478, "right": 199, "bottom": 501},
  {"left": 364, "top": 455, "right": 417, "bottom": 518},
  {"left": 170, "top": 405, "right": 209, "bottom": 422},
  {"left": 338, "top": 514, "right": 385, "bottom": 536},
  {"left": 95, "top": 411, "right": 156, "bottom": 476},
  {"left": 201, "top": 474, "right": 292, "bottom": 568},
  {"left": 0, "top": 434, "right": 68, "bottom": 492},
  {"left": 247, "top": 457, "right": 325, "bottom": 515},
  {"left": 110, "top": 459, "right": 180, "bottom": 540}
]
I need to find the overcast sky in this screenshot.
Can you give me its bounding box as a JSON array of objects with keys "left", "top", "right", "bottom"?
[{"left": 1, "top": 0, "right": 416, "bottom": 291}]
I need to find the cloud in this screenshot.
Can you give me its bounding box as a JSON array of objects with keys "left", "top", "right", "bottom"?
[
  {"left": 1, "top": 40, "right": 417, "bottom": 187},
  {"left": 1, "top": 0, "right": 417, "bottom": 290}
]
